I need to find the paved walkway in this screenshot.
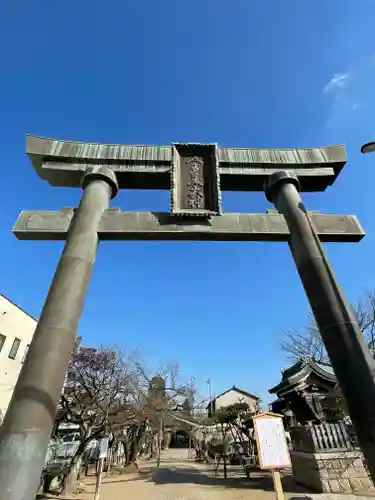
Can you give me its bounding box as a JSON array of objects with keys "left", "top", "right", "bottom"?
[{"left": 77, "top": 449, "right": 375, "bottom": 500}]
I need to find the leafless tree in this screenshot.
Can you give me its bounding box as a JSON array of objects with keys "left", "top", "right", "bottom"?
[
  {"left": 49, "top": 345, "right": 197, "bottom": 494},
  {"left": 127, "top": 357, "right": 197, "bottom": 465},
  {"left": 58, "top": 344, "right": 139, "bottom": 493},
  {"left": 279, "top": 291, "right": 375, "bottom": 365}
]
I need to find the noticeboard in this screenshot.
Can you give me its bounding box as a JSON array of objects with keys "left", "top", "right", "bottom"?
[
  {"left": 99, "top": 437, "right": 109, "bottom": 459},
  {"left": 253, "top": 413, "right": 291, "bottom": 470}
]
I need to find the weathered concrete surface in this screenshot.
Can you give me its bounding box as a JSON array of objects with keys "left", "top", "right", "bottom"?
[
  {"left": 13, "top": 210, "right": 365, "bottom": 242},
  {"left": 26, "top": 135, "right": 347, "bottom": 191}
]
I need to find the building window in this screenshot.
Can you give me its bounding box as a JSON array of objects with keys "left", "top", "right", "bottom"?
[
  {"left": 22, "top": 344, "right": 30, "bottom": 363},
  {"left": 8, "top": 338, "right": 21, "bottom": 360},
  {"left": 0, "top": 334, "right": 6, "bottom": 353}
]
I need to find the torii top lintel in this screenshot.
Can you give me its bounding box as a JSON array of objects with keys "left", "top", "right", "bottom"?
[{"left": 26, "top": 135, "right": 346, "bottom": 192}]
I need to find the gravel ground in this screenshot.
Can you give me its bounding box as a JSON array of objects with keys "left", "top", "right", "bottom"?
[{"left": 75, "top": 449, "right": 375, "bottom": 500}]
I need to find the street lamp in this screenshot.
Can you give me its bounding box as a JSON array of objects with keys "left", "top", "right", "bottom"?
[{"left": 360, "top": 141, "right": 375, "bottom": 154}]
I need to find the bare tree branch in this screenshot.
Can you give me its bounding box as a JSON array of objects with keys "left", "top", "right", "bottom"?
[{"left": 279, "top": 291, "right": 375, "bottom": 365}]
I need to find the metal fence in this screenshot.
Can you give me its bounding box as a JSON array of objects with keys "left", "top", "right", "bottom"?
[{"left": 290, "top": 422, "right": 353, "bottom": 453}]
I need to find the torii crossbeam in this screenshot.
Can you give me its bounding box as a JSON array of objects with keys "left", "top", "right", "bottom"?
[
  {"left": 14, "top": 209, "right": 364, "bottom": 242},
  {"left": 26, "top": 135, "right": 346, "bottom": 191},
  {"left": 14, "top": 137, "right": 362, "bottom": 242}
]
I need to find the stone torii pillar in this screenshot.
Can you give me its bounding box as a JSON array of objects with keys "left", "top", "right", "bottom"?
[
  {"left": 265, "top": 171, "right": 375, "bottom": 483},
  {"left": 0, "top": 136, "right": 369, "bottom": 499},
  {"left": 0, "top": 166, "right": 118, "bottom": 500}
]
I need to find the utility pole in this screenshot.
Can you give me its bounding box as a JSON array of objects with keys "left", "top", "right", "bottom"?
[
  {"left": 264, "top": 170, "right": 375, "bottom": 484},
  {"left": 206, "top": 379, "right": 213, "bottom": 416},
  {"left": 156, "top": 412, "right": 163, "bottom": 468}
]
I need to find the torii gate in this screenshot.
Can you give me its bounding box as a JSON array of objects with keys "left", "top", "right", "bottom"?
[{"left": 1, "top": 136, "right": 375, "bottom": 500}]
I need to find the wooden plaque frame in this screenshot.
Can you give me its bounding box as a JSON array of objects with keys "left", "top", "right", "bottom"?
[{"left": 253, "top": 412, "right": 291, "bottom": 470}]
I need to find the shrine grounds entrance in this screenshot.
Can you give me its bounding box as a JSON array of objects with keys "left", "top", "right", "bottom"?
[
  {"left": 1, "top": 137, "right": 375, "bottom": 500},
  {"left": 169, "top": 430, "right": 190, "bottom": 449}
]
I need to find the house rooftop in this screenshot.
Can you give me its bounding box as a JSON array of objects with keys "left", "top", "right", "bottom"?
[
  {"left": 206, "top": 385, "right": 260, "bottom": 410},
  {"left": 0, "top": 293, "right": 38, "bottom": 322}
]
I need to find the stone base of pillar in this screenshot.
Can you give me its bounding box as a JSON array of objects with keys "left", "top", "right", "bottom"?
[{"left": 291, "top": 450, "right": 374, "bottom": 494}]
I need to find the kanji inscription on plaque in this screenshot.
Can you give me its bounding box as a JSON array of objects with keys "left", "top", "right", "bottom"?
[{"left": 171, "top": 143, "right": 221, "bottom": 217}]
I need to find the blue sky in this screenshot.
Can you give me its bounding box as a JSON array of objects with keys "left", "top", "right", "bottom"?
[{"left": 1, "top": 0, "right": 375, "bottom": 405}]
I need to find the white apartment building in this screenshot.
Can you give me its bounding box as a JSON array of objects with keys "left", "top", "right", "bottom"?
[{"left": 0, "top": 294, "right": 37, "bottom": 420}]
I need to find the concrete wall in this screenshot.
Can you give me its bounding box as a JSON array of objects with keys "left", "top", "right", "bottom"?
[
  {"left": 215, "top": 389, "right": 258, "bottom": 412},
  {"left": 291, "top": 450, "right": 374, "bottom": 494},
  {"left": 0, "top": 295, "right": 37, "bottom": 418}
]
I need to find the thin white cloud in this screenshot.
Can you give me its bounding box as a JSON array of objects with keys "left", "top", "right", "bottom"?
[
  {"left": 322, "top": 73, "right": 349, "bottom": 94},
  {"left": 322, "top": 56, "right": 375, "bottom": 132}
]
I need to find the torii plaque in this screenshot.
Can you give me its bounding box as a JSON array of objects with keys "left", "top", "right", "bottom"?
[{"left": 1, "top": 136, "right": 374, "bottom": 500}]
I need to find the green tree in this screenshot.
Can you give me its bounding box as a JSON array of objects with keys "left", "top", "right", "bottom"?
[{"left": 210, "top": 402, "right": 252, "bottom": 478}]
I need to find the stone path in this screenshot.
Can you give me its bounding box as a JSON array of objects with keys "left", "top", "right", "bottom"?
[{"left": 77, "top": 449, "right": 375, "bottom": 500}]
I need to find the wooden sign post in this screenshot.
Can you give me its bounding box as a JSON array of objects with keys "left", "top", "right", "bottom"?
[
  {"left": 253, "top": 412, "right": 291, "bottom": 500},
  {"left": 94, "top": 438, "right": 109, "bottom": 500}
]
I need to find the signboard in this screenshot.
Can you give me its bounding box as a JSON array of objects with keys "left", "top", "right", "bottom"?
[
  {"left": 253, "top": 413, "right": 291, "bottom": 470},
  {"left": 99, "top": 438, "right": 109, "bottom": 459},
  {"left": 171, "top": 143, "right": 221, "bottom": 217}
]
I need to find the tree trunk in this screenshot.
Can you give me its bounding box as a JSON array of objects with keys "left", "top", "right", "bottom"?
[
  {"left": 157, "top": 417, "right": 163, "bottom": 467},
  {"left": 131, "top": 423, "right": 146, "bottom": 463},
  {"left": 223, "top": 453, "right": 227, "bottom": 479},
  {"left": 146, "top": 430, "right": 153, "bottom": 456},
  {"left": 106, "top": 448, "right": 113, "bottom": 473},
  {"left": 119, "top": 436, "right": 129, "bottom": 465},
  {"left": 125, "top": 425, "right": 137, "bottom": 465},
  {"left": 125, "top": 423, "right": 146, "bottom": 465},
  {"left": 221, "top": 424, "right": 228, "bottom": 479},
  {"left": 149, "top": 431, "right": 156, "bottom": 459}
]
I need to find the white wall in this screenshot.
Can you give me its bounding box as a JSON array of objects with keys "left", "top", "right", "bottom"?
[
  {"left": 0, "top": 295, "right": 37, "bottom": 418},
  {"left": 215, "top": 389, "right": 258, "bottom": 412}
]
